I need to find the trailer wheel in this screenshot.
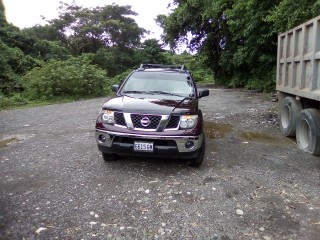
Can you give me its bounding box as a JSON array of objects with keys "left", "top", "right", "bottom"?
[
  {"left": 279, "top": 96, "right": 302, "bottom": 137},
  {"left": 296, "top": 109, "right": 320, "bottom": 155}
]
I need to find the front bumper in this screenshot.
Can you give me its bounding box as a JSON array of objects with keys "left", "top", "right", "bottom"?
[{"left": 95, "top": 129, "right": 203, "bottom": 158}]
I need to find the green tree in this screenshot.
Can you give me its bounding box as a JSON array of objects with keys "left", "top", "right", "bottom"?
[
  {"left": 139, "top": 39, "right": 166, "bottom": 64},
  {"left": 163, "top": 51, "right": 213, "bottom": 83},
  {"left": 93, "top": 46, "right": 135, "bottom": 76},
  {"left": 222, "top": 0, "right": 279, "bottom": 89},
  {"left": 0, "top": 25, "right": 70, "bottom": 61},
  {"left": 0, "top": 24, "right": 38, "bottom": 56},
  {"left": 49, "top": 3, "right": 146, "bottom": 55},
  {"left": 159, "top": 0, "right": 320, "bottom": 91},
  {"left": 0, "top": 40, "right": 40, "bottom": 95},
  {"left": 22, "top": 24, "right": 61, "bottom": 42},
  {"left": 266, "top": 0, "right": 320, "bottom": 34},
  {"left": 32, "top": 39, "right": 71, "bottom": 61},
  {"left": 0, "top": 0, "right": 7, "bottom": 27},
  {"left": 0, "top": 21, "right": 74, "bottom": 96},
  {"left": 157, "top": 0, "right": 233, "bottom": 79}
]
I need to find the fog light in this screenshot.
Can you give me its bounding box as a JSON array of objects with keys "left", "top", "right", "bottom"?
[
  {"left": 98, "top": 134, "right": 106, "bottom": 143},
  {"left": 185, "top": 140, "right": 194, "bottom": 150}
]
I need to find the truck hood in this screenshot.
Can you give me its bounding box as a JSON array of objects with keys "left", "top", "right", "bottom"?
[{"left": 103, "top": 94, "right": 197, "bottom": 115}]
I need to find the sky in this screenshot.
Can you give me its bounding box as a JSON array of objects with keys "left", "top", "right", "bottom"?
[{"left": 3, "top": 0, "right": 174, "bottom": 39}]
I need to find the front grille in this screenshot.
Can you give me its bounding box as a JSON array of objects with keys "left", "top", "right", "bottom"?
[
  {"left": 166, "top": 116, "right": 180, "bottom": 129},
  {"left": 131, "top": 114, "right": 161, "bottom": 129},
  {"left": 114, "top": 112, "right": 126, "bottom": 126}
]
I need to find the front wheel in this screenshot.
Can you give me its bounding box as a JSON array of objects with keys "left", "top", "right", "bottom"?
[
  {"left": 102, "top": 152, "right": 118, "bottom": 161},
  {"left": 296, "top": 109, "right": 320, "bottom": 156},
  {"left": 188, "top": 135, "right": 206, "bottom": 167}
]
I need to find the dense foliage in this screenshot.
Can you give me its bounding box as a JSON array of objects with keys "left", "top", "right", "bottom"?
[
  {"left": 23, "top": 55, "right": 108, "bottom": 100},
  {"left": 1, "top": 0, "right": 319, "bottom": 109},
  {"left": 158, "top": 0, "right": 320, "bottom": 91},
  {"left": 0, "top": 0, "right": 212, "bottom": 109},
  {"left": 0, "top": 38, "right": 39, "bottom": 95}
]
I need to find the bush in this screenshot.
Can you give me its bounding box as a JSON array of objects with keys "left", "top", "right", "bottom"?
[
  {"left": 22, "top": 55, "right": 110, "bottom": 100},
  {"left": 0, "top": 40, "right": 40, "bottom": 95},
  {"left": 164, "top": 52, "right": 214, "bottom": 83},
  {"left": 226, "top": 68, "right": 276, "bottom": 92},
  {"left": 0, "top": 93, "right": 28, "bottom": 109},
  {"left": 191, "top": 69, "right": 214, "bottom": 83},
  {"left": 111, "top": 69, "right": 133, "bottom": 86},
  {"left": 32, "top": 40, "right": 71, "bottom": 61}
]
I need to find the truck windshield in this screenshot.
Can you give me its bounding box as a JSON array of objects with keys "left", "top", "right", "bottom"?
[{"left": 120, "top": 72, "right": 195, "bottom": 97}]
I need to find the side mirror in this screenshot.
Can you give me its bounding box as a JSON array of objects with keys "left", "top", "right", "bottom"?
[
  {"left": 112, "top": 85, "right": 119, "bottom": 93},
  {"left": 198, "top": 88, "right": 209, "bottom": 98}
]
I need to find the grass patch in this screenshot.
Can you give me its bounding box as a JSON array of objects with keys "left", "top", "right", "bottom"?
[{"left": 0, "top": 94, "right": 108, "bottom": 110}]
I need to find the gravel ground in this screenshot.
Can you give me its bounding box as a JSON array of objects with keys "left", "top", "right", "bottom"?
[{"left": 0, "top": 88, "right": 320, "bottom": 240}]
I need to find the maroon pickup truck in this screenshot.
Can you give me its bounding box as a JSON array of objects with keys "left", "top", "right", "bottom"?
[{"left": 95, "top": 64, "right": 209, "bottom": 167}]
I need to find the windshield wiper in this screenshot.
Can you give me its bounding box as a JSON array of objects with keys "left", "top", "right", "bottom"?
[
  {"left": 147, "top": 91, "right": 185, "bottom": 97},
  {"left": 123, "top": 90, "right": 191, "bottom": 98},
  {"left": 122, "top": 90, "right": 151, "bottom": 94}
]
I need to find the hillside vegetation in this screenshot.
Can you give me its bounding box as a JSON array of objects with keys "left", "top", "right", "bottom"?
[
  {"left": 1, "top": 0, "right": 319, "bottom": 109},
  {"left": 158, "top": 0, "right": 320, "bottom": 90}
]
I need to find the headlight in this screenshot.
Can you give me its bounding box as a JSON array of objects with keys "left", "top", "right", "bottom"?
[
  {"left": 102, "top": 110, "right": 114, "bottom": 124},
  {"left": 180, "top": 115, "right": 198, "bottom": 129}
]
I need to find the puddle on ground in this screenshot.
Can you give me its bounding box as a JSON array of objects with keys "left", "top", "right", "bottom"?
[
  {"left": 0, "top": 137, "right": 18, "bottom": 148},
  {"left": 238, "top": 131, "right": 292, "bottom": 145},
  {"left": 0, "top": 134, "right": 30, "bottom": 148},
  {"left": 204, "top": 121, "right": 293, "bottom": 145},
  {"left": 204, "top": 121, "right": 233, "bottom": 139}
]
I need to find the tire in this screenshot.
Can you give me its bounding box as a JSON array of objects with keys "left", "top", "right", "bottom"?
[
  {"left": 188, "top": 135, "right": 206, "bottom": 167},
  {"left": 279, "top": 96, "right": 302, "bottom": 137},
  {"left": 102, "top": 152, "right": 117, "bottom": 161},
  {"left": 296, "top": 109, "right": 320, "bottom": 156}
]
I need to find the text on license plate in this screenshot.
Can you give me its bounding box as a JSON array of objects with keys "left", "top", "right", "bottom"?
[{"left": 134, "top": 141, "right": 154, "bottom": 152}]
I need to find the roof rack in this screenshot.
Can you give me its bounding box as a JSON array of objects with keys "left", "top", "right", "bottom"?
[{"left": 138, "top": 64, "right": 187, "bottom": 72}]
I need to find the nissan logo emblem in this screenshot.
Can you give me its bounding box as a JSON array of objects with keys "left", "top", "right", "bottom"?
[{"left": 141, "top": 117, "right": 151, "bottom": 127}]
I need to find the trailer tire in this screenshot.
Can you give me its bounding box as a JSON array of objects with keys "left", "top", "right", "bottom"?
[
  {"left": 279, "top": 96, "right": 302, "bottom": 137},
  {"left": 296, "top": 109, "right": 320, "bottom": 155}
]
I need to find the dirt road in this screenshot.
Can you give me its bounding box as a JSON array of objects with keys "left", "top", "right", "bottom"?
[{"left": 1, "top": 88, "right": 319, "bottom": 239}]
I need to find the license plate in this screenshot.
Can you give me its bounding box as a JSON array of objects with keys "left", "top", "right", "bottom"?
[{"left": 134, "top": 141, "right": 154, "bottom": 152}]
